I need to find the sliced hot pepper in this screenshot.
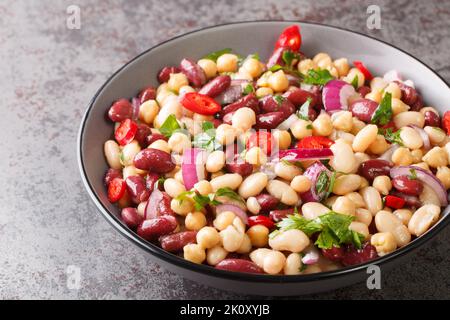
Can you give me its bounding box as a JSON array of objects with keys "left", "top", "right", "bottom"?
[
  {"left": 180, "top": 92, "right": 221, "bottom": 115},
  {"left": 108, "top": 178, "right": 126, "bottom": 203},
  {"left": 442, "top": 111, "right": 450, "bottom": 135},
  {"left": 275, "top": 25, "right": 302, "bottom": 52},
  {"left": 385, "top": 195, "right": 406, "bottom": 209},
  {"left": 248, "top": 215, "right": 275, "bottom": 229},
  {"left": 295, "top": 136, "right": 334, "bottom": 149},
  {"left": 115, "top": 118, "right": 138, "bottom": 146},
  {"left": 353, "top": 60, "right": 374, "bottom": 81}
]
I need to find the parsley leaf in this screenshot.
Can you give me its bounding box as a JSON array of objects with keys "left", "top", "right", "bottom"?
[
  {"left": 303, "top": 69, "right": 334, "bottom": 85},
  {"left": 215, "top": 187, "right": 245, "bottom": 204},
  {"left": 378, "top": 128, "right": 404, "bottom": 146},
  {"left": 192, "top": 121, "right": 221, "bottom": 152},
  {"left": 273, "top": 95, "right": 285, "bottom": 106},
  {"left": 243, "top": 83, "right": 255, "bottom": 95},
  {"left": 296, "top": 97, "right": 312, "bottom": 121},
  {"left": 268, "top": 64, "right": 283, "bottom": 72},
  {"left": 282, "top": 50, "right": 300, "bottom": 67},
  {"left": 409, "top": 168, "right": 418, "bottom": 180},
  {"left": 202, "top": 121, "right": 215, "bottom": 132},
  {"left": 315, "top": 171, "right": 330, "bottom": 195},
  {"left": 248, "top": 53, "right": 260, "bottom": 61},
  {"left": 159, "top": 114, "right": 181, "bottom": 138},
  {"left": 351, "top": 75, "right": 359, "bottom": 89},
  {"left": 371, "top": 92, "right": 393, "bottom": 126},
  {"left": 203, "top": 48, "right": 232, "bottom": 62},
  {"left": 276, "top": 213, "right": 323, "bottom": 236},
  {"left": 176, "top": 191, "right": 222, "bottom": 211}
]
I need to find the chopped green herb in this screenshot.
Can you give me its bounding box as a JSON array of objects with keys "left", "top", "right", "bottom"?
[
  {"left": 192, "top": 121, "right": 221, "bottom": 152},
  {"left": 306, "top": 124, "right": 313, "bottom": 129},
  {"left": 215, "top": 187, "right": 245, "bottom": 204},
  {"left": 282, "top": 50, "right": 300, "bottom": 67},
  {"left": 276, "top": 213, "right": 322, "bottom": 237},
  {"left": 409, "top": 168, "right": 418, "bottom": 180},
  {"left": 351, "top": 75, "right": 359, "bottom": 89},
  {"left": 299, "top": 262, "right": 308, "bottom": 272},
  {"left": 268, "top": 64, "right": 283, "bottom": 72},
  {"left": 378, "top": 128, "right": 404, "bottom": 146},
  {"left": 176, "top": 191, "right": 221, "bottom": 211},
  {"left": 203, "top": 48, "right": 232, "bottom": 62},
  {"left": 243, "top": 83, "right": 255, "bottom": 95},
  {"left": 159, "top": 114, "right": 181, "bottom": 138},
  {"left": 296, "top": 97, "right": 312, "bottom": 121},
  {"left": 303, "top": 69, "right": 334, "bottom": 85},
  {"left": 201, "top": 121, "right": 215, "bottom": 132},
  {"left": 315, "top": 171, "right": 330, "bottom": 195},
  {"left": 269, "top": 229, "right": 281, "bottom": 239},
  {"left": 248, "top": 53, "right": 260, "bottom": 61},
  {"left": 371, "top": 92, "right": 393, "bottom": 126},
  {"left": 273, "top": 95, "right": 285, "bottom": 106}
]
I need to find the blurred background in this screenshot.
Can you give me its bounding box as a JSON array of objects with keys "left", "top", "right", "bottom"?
[{"left": 0, "top": 0, "right": 449, "bottom": 299}]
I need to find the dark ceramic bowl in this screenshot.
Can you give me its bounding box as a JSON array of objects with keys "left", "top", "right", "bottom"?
[{"left": 78, "top": 21, "right": 450, "bottom": 296}]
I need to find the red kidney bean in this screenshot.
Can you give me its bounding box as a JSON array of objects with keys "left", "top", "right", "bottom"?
[
  {"left": 215, "top": 84, "right": 243, "bottom": 105},
  {"left": 157, "top": 66, "right": 180, "bottom": 83},
  {"left": 357, "top": 85, "right": 371, "bottom": 97},
  {"left": 268, "top": 208, "right": 292, "bottom": 222},
  {"left": 256, "top": 194, "right": 280, "bottom": 213},
  {"left": 138, "top": 86, "right": 156, "bottom": 104},
  {"left": 255, "top": 111, "right": 286, "bottom": 129},
  {"left": 108, "top": 99, "right": 133, "bottom": 122},
  {"left": 159, "top": 192, "right": 176, "bottom": 217},
  {"left": 145, "top": 172, "right": 160, "bottom": 192},
  {"left": 424, "top": 111, "right": 440, "bottom": 127},
  {"left": 220, "top": 93, "right": 259, "bottom": 118},
  {"left": 198, "top": 75, "right": 231, "bottom": 97},
  {"left": 349, "top": 98, "right": 379, "bottom": 123},
  {"left": 211, "top": 118, "right": 222, "bottom": 128},
  {"left": 390, "top": 191, "right": 422, "bottom": 208},
  {"left": 341, "top": 243, "right": 378, "bottom": 266},
  {"left": 322, "top": 246, "right": 345, "bottom": 262},
  {"left": 225, "top": 161, "right": 253, "bottom": 177},
  {"left": 145, "top": 189, "right": 176, "bottom": 219},
  {"left": 259, "top": 95, "right": 295, "bottom": 117},
  {"left": 104, "top": 168, "right": 122, "bottom": 186},
  {"left": 126, "top": 175, "right": 150, "bottom": 203},
  {"left": 179, "top": 58, "right": 206, "bottom": 87},
  {"left": 134, "top": 123, "right": 152, "bottom": 148},
  {"left": 409, "top": 94, "right": 424, "bottom": 111},
  {"left": 137, "top": 215, "right": 178, "bottom": 241},
  {"left": 121, "top": 207, "right": 144, "bottom": 229},
  {"left": 394, "top": 81, "right": 418, "bottom": 106},
  {"left": 266, "top": 47, "right": 286, "bottom": 68},
  {"left": 282, "top": 87, "right": 318, "bottom": 108},
  {"left": 286, "top": 74, "right": 301, "bottom": 87},
  {"left": 159, "top": 231, "right": 197, "bottom": 252},
  {"left": 134, "top": 148, "right": 175, "bottom": 173},
  {"left": 215, "top": 259, "right": 264, "bottom": 273},
  {"left": 146, "top": 133, "right": 168, "bottom": 146},
  {"left": 359, "top": 159, "right": 393, "bottom": 181},
  {"left": 392, "top": 176, "right": 423, "bottom": 196}
]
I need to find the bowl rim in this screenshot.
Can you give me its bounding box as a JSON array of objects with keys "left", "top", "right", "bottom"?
[{"left": 78, "top": 20, "right": 450, "bottom": 284}]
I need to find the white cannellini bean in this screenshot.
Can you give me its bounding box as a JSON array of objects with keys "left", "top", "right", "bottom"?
[
  {"left": 332, "top": 174, "right": 361, "bottom": 195},
  {"left": 104, "top": 140, "right": 122, "bottom": 169},
  {"left": 408, "top": 204, "right": 441, "bottom": 236},
  {"left": 164, "top": 178, "right": 186, "bottom": 198},
  {"left": 360, "top": 186, "right": 383, "bottom": 215},
  {"left": 238, "top": 172, "right": 268, "bottom": 199},
  {"left": 274, "top": 161, "right": 302, "bottom": 181},
  {"left": 393, "top": 111, "right": 425, "bottom": 128},
  {"left": 206, "top": 150, "right": 226, "bottom": 173},
  {"left": 220, "top": 225, "right": 244, "bottom": 252},
  {"left": 266, "top": 180, "right": 299, "bottom": 205},
  {"left": 375, "top": 210, "right": 411, "bottom": 247},
  {"left": 302, "top": 202, "right": 330, "bottom": 220},
  {"left": 268, "top": 229, "right": 310, "bottom": 253},
  {"left": 284, "top": 253, "right": 303, "bottom": 275},
  {"left": 263, "top": 251, "right": 286, "bottom": 275},
  {"left": 352, "top": 124, "right": 378, "bottom": 152},
  {"left": 399, "top": 127, "right": 423, "bottom": 150},
  {"left": 330, "top": 139, "right": 357, "bottom": 173},
  {"left": 210, "top": 174, "right": 243, "bottom": 192}
]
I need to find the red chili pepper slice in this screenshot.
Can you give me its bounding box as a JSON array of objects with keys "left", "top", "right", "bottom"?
[
  {"left": 246, "top": 131, "right": 274, "bottom": 155},
  {"left": 108, "top": 178, "right": 126, "bottom": 203},
  {"left": 353, "top": 61, "right": 374, "bottom": 81},
  {"left": 442, "top": 111, "right": 450, "bottom": 135},
  {"left": 248, "top": 215, "right": 275, "bottom": 229},
  {"left": 115, "top": 119, "right": 138, "bottom": 146},
  {"left": 385, "top": 195, "right": 406, "bottom": 209},
  {"left": 275, "top": 25, "right": 302, "bottom": 52},
  {"left": 180, "top": 92, "right": 221, "bottom": 115},
  {"left": 295, "top": 136, "right": 334, "bottom": 149}
]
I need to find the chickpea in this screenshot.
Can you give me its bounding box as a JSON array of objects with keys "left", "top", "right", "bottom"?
[
  {"left": 332, "top": 111, "right": 353, "bottom": 132},
  {"left": 246, "top": 197, "right": 261, "bottom": 215},
  {"left": 408, "top": 204, "right": 441, "bottom": 236},
  {"left": 372, "top": 175, "right": 392, "bottom": 195},
  {"left": 393, "top": 111, "right": 425, "bottom": 129},
  {"left": 231, "top": 107, "right": 256, "bottom": 132},
  {"left": 392, "top": 147, "right": 413, "bottom": 166},
  {"left": 220, "top": 225, "right": 244, "bottom": 252},
  {"left": 180, "top": 117, "right": 201, "bottom": 136},
  {"left": 255, "top": 87, "right": 274, "bottom": 98},
  {"left": 411, "top": 149, "right": 423, "bottom": 164},
  {"left": 206, "top": 150, "right": 226, "bottom": 173},
  {"left": 383, "top": 82, "right": 402, "bottom": 99},
  {"left": 284, "top": 253, "right": 302, "bottom": 275},
  {"left": 365, "top": 91, "right": 382, "bottom": 103},
  {"left": 266, "top": 180, "right": 299, "bottom": 206},
  {"left": 245, "top": 146, "right": 267, "bottom": 166},
  {"left": 424, "top": 126, "right": 446, "bottom": 145},
  {"left": 298, "top": 59, "right": 317, "bottom": 74},
  {"left": 355, "top": 208, "right": 373, "bottom": 226},
  {"left": 333, "top": 58, "right": 350, "bottom": 77},
  {"left": 210, "top": 170, "right": 225, "bottom": 179},
  {"left": 360, "top": 187, "right": 383, "bottom": 215},
  {"left": 167, "top": 73, "right": 188, "bottom": 93},
  {"left": 370, "top": 77, "right": 388, "bottom": 92},
  {"left": 167, "top": 132, "right": 191, "bottom": 154},
  {"left": 332, "top": 196, "right": 356, "bottom": 216},
  {"left": 268, "top": 70, "right": 289, "bottom": 92},
  {"left": 273, "top": 130, "right": 291, "bottom": 150},
  {"left": 197, "top": 59, "right": 217, "bottom": 79},
  {"left": 302, "top": 202, "right": 330, "bottom": 220},
  {"left": 291, "top": 175, "right": 312, "bottom": 193},
  {"left": 352, "top": 124, "right": 378, "bottom": 152},
  {"left": 213, "top": 211, "right": 236, "bottom": 231},
  {"left": 393, "top": 209, "right": 413, "bottom": 226},
  {"left": 256, "top": 71, "right": 272, "bottom": 87},
  {"left": 170, "top": 197, "right": 194, "bottom": 216},
  {"left": 215, "top": 124, "right": 236, "bottom": 145},
  {"left": 247, "top": 225, "right": 269, "bottom": 247},
  {"left": 184, "top": 244, "right": 206, "bottom": 264},
  {"left": 178, "top": 85, "right": 195, "bottom": 97},
  {"left": 197, "top": 227, "right": 221, "bottom": 249},
  {"left": 312, "top": 113, "right": 333, "bottom": 136},
  {"left": 156, "top": 89, "right": 176, "bottom": 108},
  {"left": 345, "top": 192, "right": 366, "bottom": 208},
  {"left": 313, "top": 52, "right": 332, "bottom": 67},
  {"left": 149, "top": 139, "right": 171, "bottom": 154},
  {"left": 368, "top": 135, "right": 389, "bottom": 155},
  {"left": 351, "top": 117, "right": 366, "bottom": 135},
  {"left": 290, "top": 119, "right": 313, "bottom": 139},
  {"left": 236, "top": 234, "right": 252, "bottom": 254},
  {"left": 371, "top": 232, "right": 397, "bottom": 256},
  {"left": 349, "top": 221, "right": 370, "bottom": 239},
  {"left": 344, "top": 68, "right": 365, "bottom": 88},
  {"left": 242, "top": 58, "right": 263, "bottom": 78},
  {"left": 185, "top": 211, "right": 207, "bottom": 231},
  {"left": 238, "top": 172, "right": 268, "bottom": 199},
  {"left": 216, "top": 53, "right": 238, "bottom": 73},
  {"left": 274, "top": 162, "right": 302, "bottom": 181},
  {"left": 436, "top": 166, "right": 450, "bottom": 189},
  {"left": 332, "top": 174, "right": 361, "bottom": 195},
  {"left": 375, "top": 210, "right": 411, "bottom": 247},
  {"left": 399, "top": 127, "right": 423, "bottom": 150},
  {"left": 412, "top": 162, "right": 430, "bottom": 172},
  {"left": 194, "top": 180, "right": 213, "bottom": 196},
  {"left": 206, "top": 246, "right": 228, "bottom": 266},
  {"left": 164, "top": 178, "right": 186, "bottom": 198},
  {"left": 327, "top": 66, "right": 339, "bottom": 78},
  {"left": 139, "top": 99, "right": 160, "bottom": 125},
  {"left": 422, "top": 147, "right": 448, "bottom": 168},
  {"left": 391, "top": 98, "right": 410, "bottom": 115},
  {"left": 330, "top": 139, "right": 357, "bottom": 173},
  {"left": 104, "top": 140, "right": 122, "bottom": 169}
]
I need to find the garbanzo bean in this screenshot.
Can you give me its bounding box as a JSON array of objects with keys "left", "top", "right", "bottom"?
[
  {"left": 422, "top": 146, "right": 448, "bottom": 168},
  {"left": 213, "top": 211, "right": 236, "bottom": 231},
  {"left": 255, "top": 87, "right": 274, "bottom": 98},
  {"left": 245, "top": 146, "right": 267, "bottom": 166},
  {"left": 247, "top": 225, "right": 269, "bottom": 247},
  {"left": 197, "top": 227, "right": 221, "bottom": 249},
  {"left": 183, "top": 244, "right": 206, "bottom": 264},
  {"left": 185, "top": 211, "right": 207, "bottom": 231},
  {"left": 206, "top": 246, "right": 228, "bottom": 266},
  {"left": 139, "top": 99, "right": 159, "bottom": 125},
  {"left": 298, "top": 59, "right": 317, "bottom": 74},
  {"left": 332, "top": 111, "right": 353, "bottom": 132},
  {"left": 242, "top": 58, "right": 263, "bottom": 78},
  {"left": 197, "top": 59, "right": 218, "bottom": 78},
  {"left": 167, "top": 73, "right": 188, "bottom": 93},
  {"left": 436, "top": 166, "right": 450, "bottom": 189},
  {"left": 216, "top": 53, "right": 238, "bottom": 73},
  {"left": 268, "top": 70, "right": 289, "bottom": 92},
  {"left": 231, "top": 107, "right": 256, "bottom": 132},
  {"left": 333, "top": 58, "right": 350, "bottom": 77},
  {"left": 291, "top": 119, "right": 313, "bottom": 139},
  {"left": 371, "top": 232, "right": 397, "bottom": 256},
  {"left": 170, "top": 197, "right": 194, "bottom": 216},
  {"left": 312, "top": 113, "right": 333, "bottom": 136},
  {"left": 272, "top": 130, "right": 291, "bottom": 150},
  {"left": 392, "top": 147, "right": 413, "bottom": 166}
]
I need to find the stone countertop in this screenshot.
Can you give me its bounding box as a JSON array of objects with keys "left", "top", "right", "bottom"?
[{"left": 0, "top": 0, "right": 449, "bottom": 299}]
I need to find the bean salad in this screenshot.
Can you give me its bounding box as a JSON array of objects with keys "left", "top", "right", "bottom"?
[{"left": 103, "top": 25, "right": 450, "bottom": 275}]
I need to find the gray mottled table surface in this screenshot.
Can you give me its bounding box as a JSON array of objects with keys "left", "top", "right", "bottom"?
[{"left": 1, "top": 0, "right": 449, "bottom": 300}]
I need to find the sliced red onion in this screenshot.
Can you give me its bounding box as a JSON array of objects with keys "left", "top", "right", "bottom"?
[
  {"left": 383, "top": 70, "right": 402, "bottom": 83},
  {"left": 131, "top": 97, "right": 141, "bottom": 121},
  {"left": 276, "top": 114, "right": 298, "bottom": 130},
  {"left": 279, "top": 148, "right": 333, "bottom": 162},
  {"left": 378, "top": 144, "right": 399, "bottom": 163},
  {"left": 322, "top": 79, "right": 356, "bottom": 113},
  {"left": 216, "top": 204, "right": 248, "bottom": 225},
  {"left": 390, "top": 166, "right": 448, "bottom": 206},
  {"left": 408, "top": 125, "right": 430, "bottom": 150},
  {"left": 301, "top": 246, "right": 320, "bottom": 265},
  {"left": 144, "top": 188, "right": 163, "bottom": 220},
  {"left": 403, "top": 79, "right": 415, "bottom": 88},
  {"left": 286, "top": 74, "right": 300, "bottom": 87},
  {"left": 301, "top": 161, "right": 332, "bottom": 202},
  {"left": 181, "top": 148, "right": 207, "bottom": 190}
]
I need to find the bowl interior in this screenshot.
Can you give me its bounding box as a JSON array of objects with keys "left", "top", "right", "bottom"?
[{"left": 79, "top": 21, "right": 450, "bottom": 282}]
